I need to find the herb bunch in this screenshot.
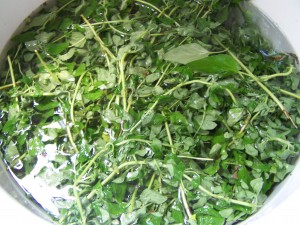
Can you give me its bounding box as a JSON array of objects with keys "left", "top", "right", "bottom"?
[{"left": 1, "top": 0, "right": 300, "bottom": 224}]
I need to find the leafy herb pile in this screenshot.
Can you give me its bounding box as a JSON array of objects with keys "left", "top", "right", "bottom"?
[{"left": 1, "top": 0, "right": 300, "bottom": 224}]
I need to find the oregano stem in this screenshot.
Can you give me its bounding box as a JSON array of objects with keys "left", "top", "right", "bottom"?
[
  {"left": 81, "top": 15, "right": 116, "bottom": 61},
  {"left": 34, "top": 50, "right": 59, "bottom": 83},
  {"left": 70, "top": 71, "right": 87, "bottom": 124},
  {"left": 101, "top": 161, "right": 146, "bottom": 186},
  {"left": 134, "top": 0, "right": 180, "bottom": 26},
  {"left": 184, "top": 174, "right": 259, "bottom": 208},
  {"left": 130, "top": 79, "right": 212, "bottom": 132},
  {"left": 213, "top": 36, "right": 297, "bottom": 128},
  {"left": 260, "top": 66, "right": 294, "bottom": 81},
  {"left": 73, "top": 186, "right": 86, "bottom": 225}
]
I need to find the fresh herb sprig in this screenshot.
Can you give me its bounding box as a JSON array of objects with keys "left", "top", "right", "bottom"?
[{"left": 1, "top": 0, "right": 300, "bottom": 225}]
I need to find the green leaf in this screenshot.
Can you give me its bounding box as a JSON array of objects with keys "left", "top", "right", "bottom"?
[
  {"left": 195, "top": 114, "right": 218, "bottom": 131},
  {"left": 25, "top": 12, "right": 56, "bottom": 30},
  {"left": 83, "top": 89, "right": 103, "bottom": 101},
  {"left": 35, "top": 32, "right": 56, "bottom": 43},
  {"left": 75, "top": 63, "right": 86, "bottom": 77},
  {"left": 187, "top": 54, "right": 240, "bottom": 74},
  {"left": 70, "top": 32, "right": 86, "bottom": 48},
  {"left": 227, "top": 108, "right": 245, "bottom": 127},
  {"left": 163, "top": 43, "right": 210, "bottom": 64},
  {"left": 146, "top": 73, "right": 160, "bottom": 84},
  {"left": 140, "top": 189, "right": 168, "bottom": 204},
  {"left": 219, "top": 208, "right": 233, "bottom": 218},
  {"left": 35, "top": 101, "right": 59, "bottom": 111},
  {"left": 59, "top": 48, "right": 76, "bottom": 61},
  {"left": 245, "top": 144, "right": 258, "bottom": 157},
  {"left": 106, "top": 202, "right": 126, "bottom": 217},
  {"left": 197, "top": 216, "right": 225, "bottom": 225},
  {"left": 250, "top": 177, "right": 264, "bottom": 193},
  {"left": 204, "top": 160, "right": 220, "bottom": 176},
  {"left": 140, "top": 213, "right": 162, "bottom": 225},
  {"left": 170, "top": 112, "right": 188, "bottom": 125},
  {"left": 46, "top": 42, "right": 69, "bottom": 55},
  {"left": 4, "top": 141, "right": 20, "bottom": 164},
  {"left": 12, "top": 31, "right": 35, "bottom": 43},
  {"left": 2, "top": 117, "right": 17, "bottom": 133}
]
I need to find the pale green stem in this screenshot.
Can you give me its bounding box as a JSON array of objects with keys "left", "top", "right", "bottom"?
[
  {"left": 81, "top": 15, "right": 116, "bottom": 61},
  {"left": 130, "top": 79, "right": 212, "bottom": 132},
  {"left": 267, "top": 137, "right": 293, "bottom": 150},
  {"left": 101, "top": 161, "right": 146, "bottom": 186},
  {"left": 225, "top": 88, "right": 237, "bottom": 105},
  {"left": 155, "top": 63, "right": 172, "bottom": 87},
  {"left": 104, "top": 9, "right": 127, "bottom": 35},
  {"left": 129, "top": 188, "right": 138, "bottom": 213},
  {"left": 162, "top": 111, "right": 175, "bottom": 154},
  {"left": 116, "top": 138, "right": 151, "bottom": 147},
  {"left": 214, "top": 36, "right": 297, "bottom": 128},
  {"left": 119, "top": 54, "right": 128, "bottom": 112},
  {"left": 135, "top": 0, "right": 180, "bottom": 26},
  {"left": 178, "top": 155, "right": 213, "bottom": 161},
  {"left": 148, "top": 173, "right": 156, "bottom": 189},
  {"left": 66, "top": 124, "right": 79, "bottom": 153},
  {"left": 180, "top": 183, "right": 194, "bottom": 221},
  {"left": 87, "top": 160, "right": 146, "bottom": 199},
  {"left": 75, "top": 146, "right": 111, "bottom": 185},
  {"left": 279, "top": 89, "right": 300, "bottom": 100},
  {"left": 184, "top": 174, "right": 259, "bottom": 208},
  {"left": 70, "top": 72, "right": 86, "bottom": 124},
  {"left": 35, "top": 50, "right": 59, "bottom": 83},
  {"left": 260, "top": 66, "right": 294, "bottom": 81},
  {"left": 7, "top": 56, "right": 20, "bottom": 113},
  {"left": 168, "top": 6, "right": 179, "bottom": 16},
  {"left": 73, "top": 186, "right": 86, "bottom": 225},
  {"left": 81, "top": 20, "right": 132, "bottom": 27},
  {"left": 8, "top": 56, "right": 16, "bottom": 88}
]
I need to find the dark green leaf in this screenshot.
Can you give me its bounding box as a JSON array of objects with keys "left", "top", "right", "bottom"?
[
  {"left": 140, "top": 189, "right": 168, "bottom": 204},
  {"left": 163, "top": 43, "right": 210, "bottom": 64},
  {"left": 187, "top": 54, "right": 240, "bottom": 74},
  {"left": 46, "top": 42, "right": 69, "bottom": 55}
]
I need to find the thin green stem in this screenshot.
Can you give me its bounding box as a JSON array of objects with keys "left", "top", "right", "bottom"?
[
  {"left": 119, "top": 54, "right": 128, "bottom": 112},
  {"left": 148, "top": 173, "right": 156, "bottom": 189},
  {"left": 8, "top": 56, "right": 16, "bottom": 88},
  {"left": 135, "top": 0, "right": 180, "bottom": 26},
  {"left": 225, "top": 88, "right": 237, "bottom": 105},
  {"left": 213, "top": 36, "right": 297, "bottom": 128},
  {"left": 73, "top": 186, "right": 86, "bottom": 225},
  {"left": 164, "top": 80, "right": 212, "bottom": 96},
  {"left": 8, "top": 56, "right": 20, "bottom": 113},
  {"left": 260, "top": 66, "right": 294, "bottom": 81},
  {"left": 103, "top": 8, "right": 127, "bottom": 35},
  {"left": 70, "top": 72, "right": 86, "bottom": 124},
  {"left": 35, "top": 50, "right": 59, "bottom": 83},
  {"left": 180, "top": 183, "right": 195, "bottom": 221},
  {"left": 116, "top": 138, "right": 151, "bottom": 147},
  {"left": 66, "top": 124, "right": 79, "bottom": 153},
  {"left": 81, "top": 19, "right": 132, "bottom": 27},
  {"left": 184, "top": 174, "right": 259, "bottom": 208},
  {"left": 130, "top": 79, "right": 212, "bottom": 132},
  {"left": 101, "top": 161, "right": 146, "bottom": 186},
  {"left": 81, "top": 15, "right": 116, "bottom": 61},
  {"left": 75, "top": 146, "right": 111, "bottom": 185},
  {"left": 155, "top": 63, "right": 172, "bottom": 87},
  {"left": 279, "top": 89, "right": 300, "bottom": 100},
  {"left": 162, "top": 111, "right": 175, "bottom": 154},
  {"left": 129, "top": 188, "right": 138, "bottom": 213},
  {"left": 178, "top": 155, "right": 213, "bottom": 161}
]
